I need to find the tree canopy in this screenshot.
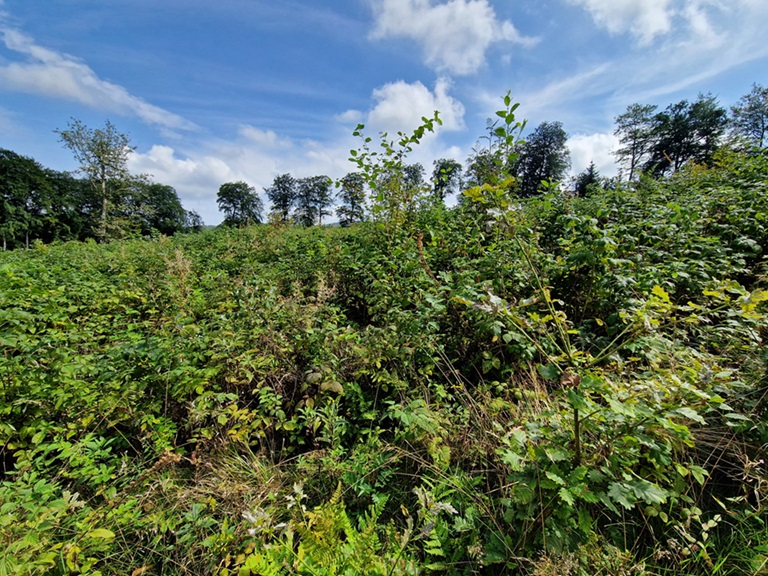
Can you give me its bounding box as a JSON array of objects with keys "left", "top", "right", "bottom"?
[
  {"left": 336, "top": 172, "right": 366, "bottom": 227},
  {"left": 514, "top": 121, "right": 570, "bottom": 197},
  {"left": 730, "top": 83, "right": 768, "bottom": 150},
  {"left": 56, "top": 119, "right": 136, "bottom": 240},
  {"left": 615, "top": 95, "right": 728, "bottom": 179},
  {"left": 217, "top": 181, "right": 263, "bottom": 227},
  {"left": 294, "top": 175, "right": 333, "bottom": 227},
  {"left": 265, "top": 173, "right": 297, "bottom": 223}
]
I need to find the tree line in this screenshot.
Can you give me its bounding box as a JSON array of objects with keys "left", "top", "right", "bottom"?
[
  {"left": 614, "top": 83, "right": 768, "bottom": 180},
  {"left": 1, "top": 120, "right": 202, "bottom": 250},
  {"left": 220, "top": 83, "right": 767, "bottom": 228},
  {"left": 3, "top": 84, "right": 766, "bottom": 247}
]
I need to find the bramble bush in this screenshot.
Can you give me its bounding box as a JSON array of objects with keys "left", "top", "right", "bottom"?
[{"left": 1, "top": 96, "right": 767, "bottom": 575}]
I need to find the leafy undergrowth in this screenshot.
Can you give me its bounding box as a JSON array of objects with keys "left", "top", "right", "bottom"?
[{"left": 2, "top": 151, "right": 768, "bottom": 575}]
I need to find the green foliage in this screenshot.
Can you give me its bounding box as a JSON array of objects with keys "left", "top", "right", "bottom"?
[
  {"left": 514, "top": 121, "right": 571, "bottom": 197},
  {"left": 294, "top": 176, "right": 333, "bottom": 227},
  {"left": 265, "top": 173, "right": 297, "bottom": 223},
  {"left": 1, "top": 92, "right": 767, "bottom": 576},
  {"left": 349, "top": 111, "right": 441, "bottom": 236},
  {"left": 729, "top": 82, "right": 768, "bottom": 150},
  {"left": 431, "top": 158, "right": 463, "bottom": 202},
  {"left": 55, "top": 119, "right": 136, "bottom": 241},
  {"left": 614, "top": 103, "right": 657, "bottom": 182},
  {"left": 464, "top": 91, "right": 526, "bottom": 192},
  {"left": 335, "top": 172, "right": 366, "bottom": 227},
  {"left": 217, "top": 181, "right": 264, "bottom": 227},
  {"left": 1, "top": 124, "right": 199, "bottom": 249},
  {"left": 615, "top": 94, "right": 728, "bottom": 180},
  {"left": 231, "top": 484, "right": 416, "bottom": 576}
]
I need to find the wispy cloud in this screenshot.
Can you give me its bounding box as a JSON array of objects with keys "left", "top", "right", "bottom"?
[
  {"left": 0, "top": 27, "right": 197, "bottom": 131},
  {"left": 566, "top": 0, "right": 768, "bottom": 53},
  {"left": 369, "top": 0, "right": 537, "bottom": 75},
  {"left": 564, "top": 0, "right": 675, "bottom": 45},
  {"left": 510, "top": 64, "right": 613, "bottom": 121}
]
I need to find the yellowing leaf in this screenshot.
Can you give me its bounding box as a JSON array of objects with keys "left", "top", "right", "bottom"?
[
  {"left": 87, "top": 528, "right": 115, "bottom": 539},
  {"left": 319, "top": 381, "right": 344, "bottom": 394},
  {"left": 651, "top": 285, "right": 670, "bottom": 303}
]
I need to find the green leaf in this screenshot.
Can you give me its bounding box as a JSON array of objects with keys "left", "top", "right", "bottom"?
[
  {"left": 628, "top": 480, "right": 668, "bottom": 505},
  {"left": 545, "top": 471, "right": 566, "bottom": 486},
  {"left": 651, "top": 285, "right": 671, "bottom": 303},
  {"left": 558, "top": 487, "right": 575, "bottom": 506},
  {"left": 690, "top": 465, "right": 708, "bottom": 485},
  {"left": 500, "top": 449, "right": 524, "bottom": 472},
  {"left": 674, "top": 406, "right": 706, "bottom": 424},
  {"left": 607, "top": 482, "right": 635, "bottom": 510},
  {"left": 537, "top": 363, "right": 559, "bottom": 381}
]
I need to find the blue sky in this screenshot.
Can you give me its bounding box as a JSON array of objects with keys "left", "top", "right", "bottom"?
[{"left": 1, "top": 0, "right": 766, "bottom": 224}]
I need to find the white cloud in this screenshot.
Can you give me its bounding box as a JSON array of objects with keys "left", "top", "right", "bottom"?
[
  {"left": 126, "top": 78, "right": 470, "bottom": 225},
  {"left": 237, "top": 125, "right": 291, "bottom": 148},
  {"left": 335, "top": 109, "right": 364, "bottom": 124},
  {"left": 565, "top": 0, "right": 675, "bottom": 44},
  {"left": 0, "top": 28, "right": 196, "bottom": 131},
  {"left": 510, "top": 64, "right": 612, "bottom": 121},
  {"left": 567, "top": 132, "right": 619, "bottom": 177},
  {"left": 604, "top": 1, "right": 768, "bottom": 103},
  {"left": 369, "top": 0, "right": 536, "bottom": 75},
  {"left": 567, "top": 0, "right": 768, "bottom": 49},
  {"left": 366, "top": 78, "right": 465, "bottom": 135},
  {"left": 128, "top": 145, "right": 239, "bottom": 201}
]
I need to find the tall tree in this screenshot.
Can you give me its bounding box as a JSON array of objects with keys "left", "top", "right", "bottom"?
[
  {"left": 402, "top": 163, "right": 426, "bottom": 191},
  {"left": 184, "top": 210, "right": 204, "bottom": 232},
  {"left": 336, "top": 172, "right": 366, "bottom": 227},
  {"left": 730, "top": 83, "right": 768, "bottom": 150},
  {"left": 265, "top": 173, "right": 296, "bottom": 223},
  {"left": 613, "top": 103, "right": 657, "bottom": 182},
  {"left": 643, "top": 94, "right": 727, "bottom": 177},
  {"left": 44, "top": 168, "right": 94, "bottom": 242},
  {"left": 431, "top": 158, "right": 463, "bottom": 202},
  {"left": 56, "top": 119, "right": 135, "bottom": 240},
  {"left": 217, "top": 181, "right": 263, "bottom": 227},
  {"left": 0, "top": 149, "right": 53, "bottom": 250},
  {"left": 128, "top": 182, "right": 188, "bottom": 235},
  {"left": 514, "top": 121, "right": 570, "bottom": 197},
  {"left": 573, "top": 161, "right": 600, "bottom": 197},
  {"left": 294, "top": 175, "right": 333, "bottom": 227}
]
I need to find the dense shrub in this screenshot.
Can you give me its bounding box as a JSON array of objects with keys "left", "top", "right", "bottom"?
[{"left": 1, "top": 149, "right": 767, "bottom": 575}]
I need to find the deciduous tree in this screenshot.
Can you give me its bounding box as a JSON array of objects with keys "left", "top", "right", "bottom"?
[
  {"left": 56, "top": 119, "right": 135, "bottom": 240},
  {"left": 730, "top": 83, "right": 768, "bottom": 150},
  {"left": 0, "top": 149, "right": 53, "bottom": 249},
  {"left": 431, "top": 158, "right": 463, "bottom": 202},
  {"left": 643, "top": 94, "right": 727, "bottom": 177},
  {"left": 265, "top": 173, "right": 296, "bottom": 223},
  {"left": 336, "top": 172, "right": 366, "bottom": 227},
  {"left": 129, "top": 182, "right": 188, "bottom": 235},
  {"left": 217, "top": 181, "right": 263, "bottom": 227},
  {"left": 294, "top": 175, "right": 333, "bottom": 226},
  {"left": 514, "top": 121, "right": 570, "bottom": 197},
  {"left": 614, "top": 103, "right": 657, "bottom": 182}
]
